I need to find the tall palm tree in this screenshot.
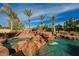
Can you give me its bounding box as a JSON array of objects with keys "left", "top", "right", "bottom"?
[
  {"left": 0, "top": 4, "right": 13, "bottom": 30},
  {"left": 50, "top": 16, "right": 56, "bottom": 34},
  {"left": 24, "top": 9, "right": 32, "bottom": 29},
  {"left": 39, "top": 15, "right": 45, "bottom": 26},
  {"left": 0, "top": 4, "right": 18, "bottom": 30},
  {"left": 0, "top": 4, "right": 24, "bottom": 32}
]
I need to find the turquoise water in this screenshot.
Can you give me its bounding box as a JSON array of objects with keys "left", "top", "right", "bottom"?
[{"left": 38, "top": 38, "right": 79, "bottom": 56}]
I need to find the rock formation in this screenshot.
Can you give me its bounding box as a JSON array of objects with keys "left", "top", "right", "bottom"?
[
  {"left": 13, "top": 29, "right": 53, "bottom": 56},
  {"left": 0, "top": 43, "right": 9, "bottom": 56}
]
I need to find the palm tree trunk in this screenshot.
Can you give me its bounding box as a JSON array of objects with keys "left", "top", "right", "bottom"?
[
  {"left": 53, "top": 21, "right": 56, "bottom": 34},
  {"left": 28, "top": 18, "right": 30, "bottom": 29},
  {"left": 41, "top": 21, "right": 43, "bottom": 26},
  {"left": 53, "top": 24, "right": 56, "bottom": 34},
  {"left": 10, "top": 20, "right": 13, "bottom": 30}
]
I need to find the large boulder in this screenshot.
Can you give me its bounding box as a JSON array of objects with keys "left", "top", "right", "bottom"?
[
  {"left": 0, "top": 43, "right": 9, "bottom": 56},
  {"left": 17, "top": 29, "right": 53, "bottom": 41},
  {"left": 33, "top": 41, "right": 42, "bottom": 49},
  {"left": 32, "top": 34, "right": 46, "bottom": 48},
  {"left": 32, "top": 34, "right": 42, "bottom": 41},
  {"left": 42, "top": 32, "right": 53, "bottom": 40},
  {"left": 15, "top": 29, "right": 53, "bottom": 56},
  {"left": 13, "top": 41, "right": 27, "bottom": 53},
  {"left": 14, "top": 34, "right": 46, "bottom": 56},
  {"left": 17, "top": 29, "right": 34, "bottom": 38},
  {"left": 22, "top": 41, "right": 39, "bottom": 56}
]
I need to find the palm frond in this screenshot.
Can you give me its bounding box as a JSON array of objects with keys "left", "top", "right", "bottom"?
[{"left": 24, "top": 9, "right": 32, "bottom": 18}]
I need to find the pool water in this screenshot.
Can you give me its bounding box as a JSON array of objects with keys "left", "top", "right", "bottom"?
[{"left": 38, "top": 38, "right": 79, "bottom": 56}]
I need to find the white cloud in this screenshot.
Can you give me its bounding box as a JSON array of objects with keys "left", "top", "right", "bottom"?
[
  {"left": 31, "top": 4, "right": 79, "bottom": 18},
  {"left": 31, "top": 20, "right": 40, "bottom": 23}
]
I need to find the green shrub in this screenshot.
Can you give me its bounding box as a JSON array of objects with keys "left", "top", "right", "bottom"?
[{"left": 42, "top": 25, "right": 53, "bottom": 32}]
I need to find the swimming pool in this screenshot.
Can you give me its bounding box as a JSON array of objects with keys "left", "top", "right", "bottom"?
[{"left": 38, "top": 38, "right": 79, "bottom": 56}]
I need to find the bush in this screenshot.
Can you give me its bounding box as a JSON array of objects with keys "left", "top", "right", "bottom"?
[
  {"left": 46, "top": 28, "right": 53, "bottom": 32},
  {"left": 42, "top": 25, "right": 53, "bottom": 32}
]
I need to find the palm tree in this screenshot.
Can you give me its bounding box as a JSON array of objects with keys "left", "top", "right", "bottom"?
[
  {"left": 50, "top": 16, "right": 56, "bottom": 34},
  {"left": 56, "top": 24, "right": 63, "bottom": 32},
  {"left": 0, "top": 4, "right": 24, "bottom": 32},
  {"left": 0, "top": 4, "right": 13, "bottom": 30},
  {"left": 39, "top": 15, "right": 45, "bottom": 26},
  {"left": 24, "top": 9, "right": 32, "bottom": 29},
  {"left": 0, "top": 4, "right": 17, "bottom": 30}
]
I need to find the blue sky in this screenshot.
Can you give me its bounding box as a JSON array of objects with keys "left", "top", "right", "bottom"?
[{"left": 0, "top": 3, "right": 79, "bottom": 28}]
